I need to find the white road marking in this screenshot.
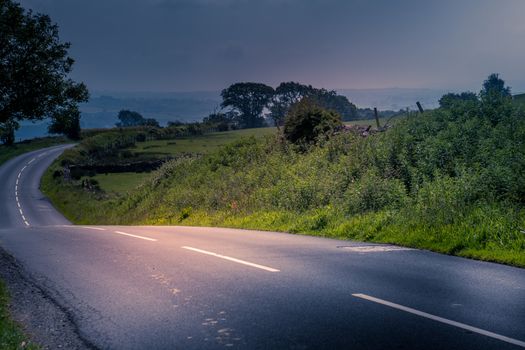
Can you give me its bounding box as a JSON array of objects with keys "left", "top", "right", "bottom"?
[
  {"left": 338, "top": 245, "right": 413, "bottom": 252},
  {"left": 80, "top": 226, "right": 106, "bottom": 231},
  {"left": 182, "top": 246, "right": 280, "bottom": 272},
  {"left": 352, "top": 293, "right": 525, "bottom": 348},
  {"left": 114, "top": 230, "right": 157, "bottom": 242},
  {"left": 14, "top": 161, "right": 32, "bottom": 227}
]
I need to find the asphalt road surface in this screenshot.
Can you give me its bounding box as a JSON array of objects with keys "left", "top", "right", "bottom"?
[{"left": 0, "top": 146, "right": 524, "bottom": 349}]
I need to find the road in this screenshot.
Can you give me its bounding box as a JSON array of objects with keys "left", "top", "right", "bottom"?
[{"left": 0, "top": 146, "right": 524, "bottom": 349}]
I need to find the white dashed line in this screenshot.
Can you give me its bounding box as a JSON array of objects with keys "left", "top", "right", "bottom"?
[
  {"left": 352, "top": 293, "right": 525, "bottom": 348},
  {"left": 14, "top": 155, "right": 39, "bottom": 227},
  {"left": 114, "top": 230, "right": 158, "bottom": 242},
  {"left": 181, "top": 246, "right": 280, "bottom": 272},
  {"left": 80, "top": 226, "right": 106, "bottom": 231}
]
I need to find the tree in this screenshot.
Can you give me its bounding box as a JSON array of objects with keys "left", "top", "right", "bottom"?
[
  {"left": 116, "top": 110, "right": 158, "bottom": 127},
  {"left": 439, "top": 92, "right": 478, "bottom": 109},
  {"left": 283, "top": 97, "right": 342, "bottom": 146},
  {"left": 314, "top": 89, "right": 358, "bottom": 121},
  {"left": 0, "top": 0, "right": 88, "bottom": 144},
  {"left": 203, "top": 111, "right": 235, "bottom": 131},
  {"left": 270, "top": 82, "right": 316, "bottom": 128},
  {"left": 48, "top": 106, "right": 81, "bottom": 139},
  {"left": 221, "top": 83, "right": 274, "bottom": 129},
  {"left": 270, "top": 83, "right": 357, "bottom": 126},
  {"left": 480, "top": 73, "right": 512, "bottom": 125}
]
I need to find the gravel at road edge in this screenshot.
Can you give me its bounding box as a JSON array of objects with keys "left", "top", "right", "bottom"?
[{"left": 0, "top": 246, "right": 96, "bottom": 350}]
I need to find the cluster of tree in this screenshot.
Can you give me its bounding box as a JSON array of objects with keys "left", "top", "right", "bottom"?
[
  {"left": 438, "top": 73, "right": 513, "bottom": 124},
  {"left": 219, "top": 82, "right": 357, "bottom": 130},
  {"left": 116, "top": 110, "right": 160, "bottom": 128},
  {"left": 0, "top": 0, "right": 88, "bottom": 145}
]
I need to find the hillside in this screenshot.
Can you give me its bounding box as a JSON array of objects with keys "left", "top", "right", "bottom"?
[{"left": 42, "top": 95, "right": 525, "bottom": 267}]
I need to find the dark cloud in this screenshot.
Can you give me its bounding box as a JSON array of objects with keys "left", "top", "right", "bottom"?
[{"left": 18, "top": 0, "right": 525, "bottom": 92}]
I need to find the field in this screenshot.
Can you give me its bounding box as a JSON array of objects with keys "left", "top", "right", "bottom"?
[{"left": 130, "top": 127, "right": 276, "bottom": 156}]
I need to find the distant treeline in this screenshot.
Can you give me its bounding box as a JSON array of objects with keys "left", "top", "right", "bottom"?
[{"left": 110, "top": 81, "right": 400, "bottom": 133}]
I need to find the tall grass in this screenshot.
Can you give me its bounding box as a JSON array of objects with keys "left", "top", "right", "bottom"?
[{"left": 42, "top": 100, "right": 525, "bottom": 266}]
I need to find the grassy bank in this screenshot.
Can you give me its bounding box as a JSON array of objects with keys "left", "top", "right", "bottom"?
[
  {"left": 42, "top": 106, "right": 525, "bottom": 267},
  {"left": 0, "top": 137, "right": 67, "bottom": 167},
  {"left": 0, "top": 281, "right": 37, "bottom": 349}
]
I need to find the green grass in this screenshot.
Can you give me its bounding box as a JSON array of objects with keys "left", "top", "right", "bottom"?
[
  {"left": 92, "top": 172, "right": 151, "bottom": 194},
  {"left": 130, "top": 127, "right": 277, "bottom": 157},
  {"left": 42, "top": 105, "right": 525, "bottom": 268},
  {"left": 0, "top": 137, "right": 67, "bottom": 167},
  {"left": 0, "top": 280, "right": 38, "bottom": 349}
]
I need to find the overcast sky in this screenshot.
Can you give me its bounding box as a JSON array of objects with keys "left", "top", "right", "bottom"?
[{"left": 18, "top": 0, "right": 525, "bottom": 93}]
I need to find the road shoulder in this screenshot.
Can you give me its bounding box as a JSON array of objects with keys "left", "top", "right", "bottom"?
[{"left": 0, "top": 246, "right": 95, "bottom": 350}]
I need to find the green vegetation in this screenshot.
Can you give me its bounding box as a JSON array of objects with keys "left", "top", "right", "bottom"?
[
  {"left": 130, "top": 127, "right": 276, "bottom": 156},
  {"left": 1, "top": 0, "right": 88, "bottom": 144},
  {"left": 514, "top": 93, "right": 525, "bottom": 107},
  {"left": 0, "top": 280, "right": 38, "bottom": 349},
  {"left": 0, "top": 137, "right": 67, "bottom": 167},
  {"left": 42, "top": 76, "right": 525, "bottom": 267},
  {"left": 92, "top": 172, "right": 152, "bottom": 194}
]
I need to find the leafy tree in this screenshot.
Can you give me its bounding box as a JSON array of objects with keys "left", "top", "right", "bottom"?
[
  {"left": 270, "top": 82, "right": 316, "bottom": 128},
  {"left": 0, "top": 120, "right": 16, "bottom": 145},
  {"left": 439, "top": 92, "right": 478, "bottom": 109},
  {"left": 283, "top": 97, "right": 342, "bottom": 146},
  {"left": 221, "top": 83, "right": 274, "bottom": 129},
  {"left": 314, "top": 89, "right": 357, "bottom": 121},
  {"left": 0, "top": 0, "right": 88, "bottom": 144},
  {"left": 48, "top": 106, "right": 81, "bottom": 139},
  {"left": 270, "top": 82, "right": 358, "bottom": 126},
  {"left": 480, "top": 73, "right": 512, "bottom": 125},
  {"left": 115, "top": 110, "right": 159, "bottom": 127}
]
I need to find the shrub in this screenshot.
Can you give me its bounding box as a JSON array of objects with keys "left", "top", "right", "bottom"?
[{"left": 283, "top": 97, "right": 342, "bottom": 146}]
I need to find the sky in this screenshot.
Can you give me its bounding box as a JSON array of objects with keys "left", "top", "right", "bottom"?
[{"left": 18, "top": 0, "right": 525, "bottom": 93}]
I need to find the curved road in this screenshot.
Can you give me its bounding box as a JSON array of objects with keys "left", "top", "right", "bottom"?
[{"left": 0, "top": 146, "right": 524, "bottom": 349}]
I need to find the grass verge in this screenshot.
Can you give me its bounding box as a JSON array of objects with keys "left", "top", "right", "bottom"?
[{"left": 0, "top": 280, "right": 38, "bottom": 349}]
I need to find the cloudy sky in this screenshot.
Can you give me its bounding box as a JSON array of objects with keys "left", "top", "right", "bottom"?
[{"left": 18, "top": 0, "right": 525, "bottom": 93}]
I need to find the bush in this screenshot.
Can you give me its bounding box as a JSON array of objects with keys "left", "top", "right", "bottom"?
[{"left": 283, "top": 97, "right": 342, "bottom": 146}]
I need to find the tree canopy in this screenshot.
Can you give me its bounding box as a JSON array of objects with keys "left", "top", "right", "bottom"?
[
  {"left": 221, "top": 83, "right": 275, "bottom": 129},
  {"left": 269, "top": 82, "right": 357, "bottom": 127},
  {"left": 438, "top": 92, "right": 478, "bottom": 109},
  {"left": 0, "top": 0, "right": 88, "bottom": 143},
  {"left": 116, "top": 110, "right": 159, "bottom": 128},
  {"left": 480, "top": 74, "right": 513, "bottom": 125}
]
